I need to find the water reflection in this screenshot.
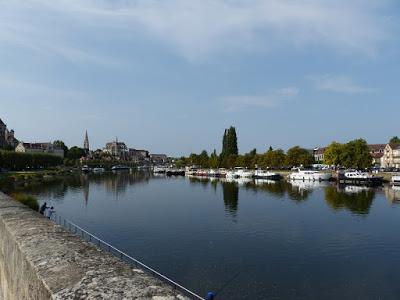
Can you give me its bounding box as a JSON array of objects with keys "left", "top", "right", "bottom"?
[
  {"left": 384, "top": 185, "right": 400, "bottom": 204},
  {"left": 2, "top": 172, "right": 400, "bottom": 217},
  {"left": 325, "top": 185, "right": 375, "bottom": 215},
  {"left": 222, "top": 182, "right": 239, "bottom": 218}
]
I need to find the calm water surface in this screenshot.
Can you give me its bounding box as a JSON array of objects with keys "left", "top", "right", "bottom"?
[{"left": 3, "top": 172, "right": 400, "bottom": 299}]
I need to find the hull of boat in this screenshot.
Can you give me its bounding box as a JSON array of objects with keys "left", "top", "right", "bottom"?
[{"left": 289, "top": 173, "right": 331, "bottom": 181}]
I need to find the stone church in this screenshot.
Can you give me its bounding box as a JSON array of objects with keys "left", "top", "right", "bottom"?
[{"left": 0, "top": 118, "right": 18, "bottom": 149}]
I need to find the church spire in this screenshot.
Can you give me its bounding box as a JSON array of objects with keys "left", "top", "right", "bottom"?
[{"left": 84, "top": 130, "right": 89, "bottom": 151}]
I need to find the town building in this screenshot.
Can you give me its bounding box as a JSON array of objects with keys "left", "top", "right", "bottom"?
[
  {"left": 15, "top": 142, "right": 64, "bottom": 158},
  {"left": 368, "top": 144, "right": 386, "bottom": 167},
  {"left": 150, "top": 154, "right": 168, "bottom": 164},
  {"left": 313, "top": 144, "right": 387, "bottom": 166},
  {"left": 103, "top": 139, "right": 128, "bottom": 159},
  {"left": 382, "top": 144, "right": 400, "bottom": 168},
  {"left": 313, "top": 147, "right": 325, "bottom": 163},
  {"left": 0, "top": 118, "right": 18, "bottom": 149},
  {"left": 129, "top": 149, "right": 150, "bottom": 163}
]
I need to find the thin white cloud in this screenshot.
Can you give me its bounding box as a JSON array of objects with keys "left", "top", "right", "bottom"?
[
  {"left": 0, "top": 0, "right": 395, "bottom": 62},
  {"left": 308, "top": 75, "right": 373, "bottom": 94},
  {"left": 221, "top": 87, "right": 298, "bottom": 112},
  {"left": 0, "top": 77, "right": 91, "bottom": 101}
]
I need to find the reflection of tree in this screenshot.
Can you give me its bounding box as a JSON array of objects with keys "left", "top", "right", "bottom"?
[
  {"left": 103, "top": 171, "right": 151, "bottom": 195},
  {"left": 325, "top": 186, "right": 375, "bottom": 215},
  {"left": 287, "top": 183, "right": 313, "bottom": 202},
  {"left": 222, "top": 182, "right": 239, "bottom": 217},
  {"left": 0, "top": 171, "right": 153, "bottom": 204},
  {"left": 188, "top": 177, "right": 210, "bottom": 186},
  {"left": 248, "top": 180, "right": 286, "bottom": 197}
]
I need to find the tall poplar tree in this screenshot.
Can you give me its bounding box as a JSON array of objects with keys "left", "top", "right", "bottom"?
[{"left": 220, "top": 126, "right": 238, "bottom": 167}]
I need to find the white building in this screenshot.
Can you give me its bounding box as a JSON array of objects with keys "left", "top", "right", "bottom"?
[
  {"left": 15, "top": 142, "right": 64, "bottom": 158},
  {"left": 382, "top": 144, "right": 400, "bottom": 168}
]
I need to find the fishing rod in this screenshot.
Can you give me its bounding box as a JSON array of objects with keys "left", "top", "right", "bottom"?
[{"left": 206, "top": 271, "right": 241, "bottom": 300}]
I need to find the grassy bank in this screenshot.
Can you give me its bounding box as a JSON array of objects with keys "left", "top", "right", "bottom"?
[{"left": 10, "top": 193, "right": 39, "bottom": 211}]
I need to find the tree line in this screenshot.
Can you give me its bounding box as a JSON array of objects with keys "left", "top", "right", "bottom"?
[
  {"left": 176, "top": 127, "right": 393, "bottom": 170},
  {"left": 176, "top": 126, "right": 315, "bottom": 169},
  {"left": 0, "top": 150, "right": 63, "bottom": 171}
]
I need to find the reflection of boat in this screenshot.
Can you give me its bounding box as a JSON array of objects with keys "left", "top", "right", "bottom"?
[
  {"left": 289, "top": 169, "right": 332, "bottom": 181},
  {"left": 93, "top": 167, "right": 105, "bottom": 173},
  {"left": 338, "top": 170, "right": 383, "bottom": 186},
  {"left": 254, "top": 169, "right": 281, "bottom": 180},
  {"left": 234, "top": 167, "right": 254, "bottom": 178},
  {"left": 226, "top": 170, "right": 237, "bottom": 179},
  {"left": 392, "top": 175, "right": 400, "bottom": 186},
  {"left": 254, "top": 179, "right": 276, "bottom": 185},
  {"left": 290, "top": 180, "right": 328, "bottom": 190},
  {"left": 111, "top": 165, "right": 130, "bottom": 171},
  {"left": 233, "top": 177, "right": 252, "bottom": 185},
  {"left": 343, "top": 185, "right": 371, "bottom": 194},
  {"left": 81, "top": 165, "right": 92, "bottom": 173},
  {"left": 166, "top": 168, "right": 185, "bottom": 176}
]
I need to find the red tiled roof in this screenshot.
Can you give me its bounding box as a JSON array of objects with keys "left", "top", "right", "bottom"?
[
  {"left": 314, "top": 147, "right": 325, "bottom": 154},
  {"left": 368, "top": 144, "right": 386, "bottom": 152},
  {"left": 371, "top": 153, "right": 384, "bottom": 159}
]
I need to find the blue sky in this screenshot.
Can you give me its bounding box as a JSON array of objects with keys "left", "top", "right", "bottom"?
[{"left": 0, "top": 0, "right": 399, "bottom": 156}]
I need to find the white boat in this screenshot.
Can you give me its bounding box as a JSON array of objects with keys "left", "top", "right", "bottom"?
[
  {"left": 81, "top": 165, "right": 91, "bottom": 173},
  {"left": 226, "top": 170, "right": 237, "bottom": 179},
  {"left": 344, "top": 171, "right": 374, "bottom": 179},
  {"left": 392, "top": 175, "right": 400, "bottom": 186},
  {"left": 208, "top": 169, "right": 218, "bottom": 177},
  {"left": 111, "top": 165, "right": 130, "bottom": 171},
  {"left": 234, "top": 167, "right": 254, "bottom": 178},
  {"left": 153, "top": 166, "right": 167, "bottom": 173},
  {"left": 93, "top": 167, "right": 105, "bottom": 173},
  {"left": 185, "top": 166, "right": 198, "bottom": 176},
  {"left": 218, "top": 168, "right": 227, "bottom": 177},
  {"left": 195, "top": 169, "right": 208, "bottom": 176},
  {"left": 289, "top": 168, "right": 331, "bottom": 181},
  {"left": 254, "top": 169, "right": 281, "bottom": 180}
]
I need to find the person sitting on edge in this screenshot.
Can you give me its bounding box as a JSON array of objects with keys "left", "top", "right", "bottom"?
[
  {"left": 47, "top": 206, "right": 55, "bottom": 220},
  {"left": 39, "top": 202, "right": 48, "bottom": 215}
]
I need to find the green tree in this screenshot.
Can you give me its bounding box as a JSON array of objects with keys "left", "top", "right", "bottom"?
[
  {"left": 285, "top": 146, "right": 314, "bottom": 167},
  {"left": 259, "top": 148, "right": 286, "bottom": 169},
  {"left": 340, "top": 139, "right": 372, "bottom": 169},
  {"left": 209, "top": 150, "right": 219, "bottom": 168},
  {"left": 199, "top": 150, "right": 209, "bottom": 168},
  {"left": 390, "top": 136, "right": 400, "bottom": 145},
  {"left": 324, "top": 142, "right": 344, "bottom": 166},
  {"left": 67, "top": 146, "right": 85, "bottom": 160},
  {"left": 53, "top": 140, "right": 68, "bottom": 157},
  {"left": 0, "top": 150, "right": 62, "bottom": 170},
  {"left": 220, "top": 126, "right": 238, "bottom": 167}
]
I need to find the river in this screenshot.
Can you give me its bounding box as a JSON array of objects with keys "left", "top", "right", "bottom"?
[{"left": 2, "top": 172, "right": 400, "bottom": 299}]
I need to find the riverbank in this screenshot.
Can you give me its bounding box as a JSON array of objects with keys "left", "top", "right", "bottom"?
[{"left": 0, "top": 192, "right": 190, "bottom": 300}]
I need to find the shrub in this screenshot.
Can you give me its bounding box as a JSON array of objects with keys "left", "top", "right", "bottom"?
[{"left": 11, "top": 193, "right": 39, "bottom": 211}]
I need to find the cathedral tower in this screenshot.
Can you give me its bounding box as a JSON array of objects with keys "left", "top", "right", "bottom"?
[{"left": 83, "top": 130, "right": 90, "bottom": 151}]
